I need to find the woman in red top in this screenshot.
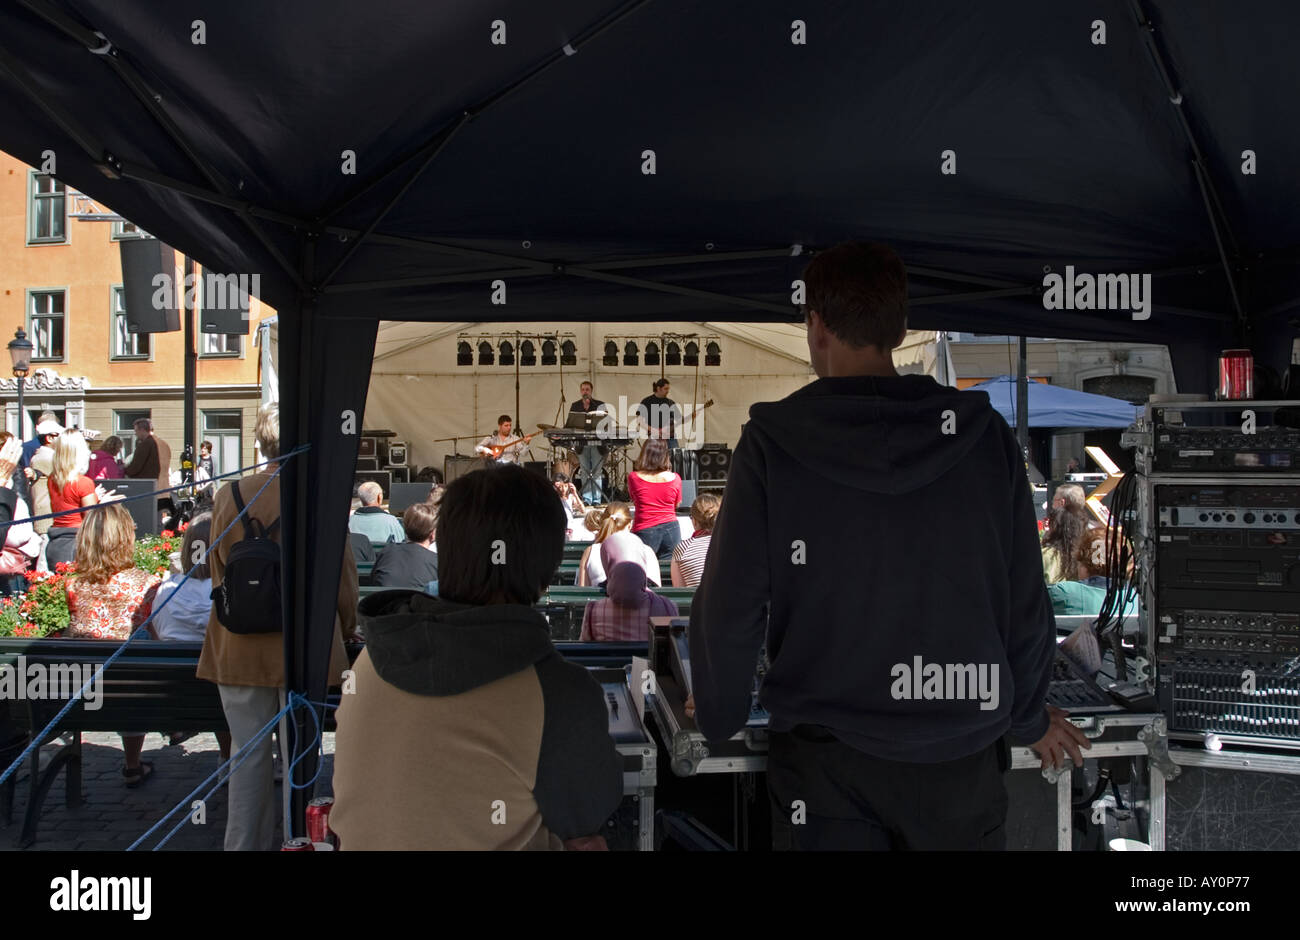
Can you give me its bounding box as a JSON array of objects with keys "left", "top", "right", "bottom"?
[
  {"left": 47, "top": 431, "right": 100, "bottom": 569},
  {"left": 627, "top": 438, "right": 682, "bottom": 558}
]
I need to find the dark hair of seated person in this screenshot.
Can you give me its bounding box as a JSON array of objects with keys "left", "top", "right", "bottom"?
[{"left": 436, "top": 465, "right": 565, "bottom": 606}]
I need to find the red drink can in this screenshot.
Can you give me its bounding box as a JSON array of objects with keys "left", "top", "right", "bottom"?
[
  {"left": 306, "top": 797, "right": 335, "bottom": 846},
  {"left": 281, "top": 837, "right": 314, "bottom": 852},
  {"left": 1218, "top": 349, "right": 1254, "bottom": 400}
]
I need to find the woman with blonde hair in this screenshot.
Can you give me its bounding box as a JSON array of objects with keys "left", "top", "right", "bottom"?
[
  {"left": 577, "top": 502, "right": 631, "bottom": 587},
  {"left": 65, "top": 502, "right": 163, "bottom": 786},
  {"left": 577, "top": 503, "right": 661, "bottom": 588},
  {"left": 46, "top": 431, "right": 100, "bottom": 569}
]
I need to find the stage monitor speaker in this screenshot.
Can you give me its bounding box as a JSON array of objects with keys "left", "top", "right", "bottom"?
[
  {"left": 354, "top": 470, "right": 392, "bottom": 500},
  {"left": 102, "top": 478, "right": 159, "bottom": 536},
  {"left": 389, "top": 482, "right": 435, "bottom": 515},
  {"left": 199, "top": 271, "right": 253, "bottom": 334},
  {"left": 678, "top": 479, "right": 697, "bottom": 511},
  {"left": 444, "top": 454, "right": 485, "bottom": 484},
  {"left": 524, "top": 460, "right": 549, "bottom": 478},
  {"left": 120, "top": 239, "right": 179, "bottom": 333}
]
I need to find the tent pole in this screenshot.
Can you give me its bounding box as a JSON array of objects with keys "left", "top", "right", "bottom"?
[{"left": 1017, "top": 336, "right": 1029, "bottom": 466}]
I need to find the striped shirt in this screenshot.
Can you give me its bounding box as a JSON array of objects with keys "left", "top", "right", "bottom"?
[
  {"left": 580, "top": 592, "right": 679, "bottom": 642},
  {"left": 671, "top": 533, "right": 712, "bottom": 586}
]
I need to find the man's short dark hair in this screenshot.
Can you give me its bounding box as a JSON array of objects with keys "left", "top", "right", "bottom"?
[
  {"left": 402, "top": 502, "right": 437, "bottom": 542},
  {"left": 802, "top": 241, "right": 908, "bottom": 351},
  {"left": 653, "top": 378, "right": 670, "bottom": 391},
  {"left": 497, "top": 414, "right": 512, "bottom": 426},
  {"left": 580, "top": 381, "right": 593, "bottom": 390},
  {"left": 436, "top": 466, "right": 565, "bottom": 606}
]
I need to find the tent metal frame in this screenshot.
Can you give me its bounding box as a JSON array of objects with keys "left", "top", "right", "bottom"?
[{"left": 6, "top": 0, "right": 1293, "bottom": 843}]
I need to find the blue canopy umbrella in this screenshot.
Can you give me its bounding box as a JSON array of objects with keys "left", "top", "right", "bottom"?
[{"left": 965, "top": 376, "right": 1142, "bottom": 429}]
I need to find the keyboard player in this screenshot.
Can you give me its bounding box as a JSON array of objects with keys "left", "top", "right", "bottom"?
[{"left": 570, "top": 381, "right": 607, "bottom": 505}]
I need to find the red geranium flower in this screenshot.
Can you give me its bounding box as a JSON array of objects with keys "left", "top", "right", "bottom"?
[{"left": 161, "top": 530, "right": 175, "bottom": 538}]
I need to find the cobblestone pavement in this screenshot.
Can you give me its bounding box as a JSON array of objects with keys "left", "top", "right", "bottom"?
[{"left": 2, "top": 731, "right": 336, "bottom": 851}]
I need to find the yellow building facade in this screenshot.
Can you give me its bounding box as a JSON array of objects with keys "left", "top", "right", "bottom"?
[{"left": 0, "top": 150, "right": 274, "bottom": 478}]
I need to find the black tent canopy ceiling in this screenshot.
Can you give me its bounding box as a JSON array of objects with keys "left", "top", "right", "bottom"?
[{"left": 2, "top": 0, "right": 1297, "bottom": 833}]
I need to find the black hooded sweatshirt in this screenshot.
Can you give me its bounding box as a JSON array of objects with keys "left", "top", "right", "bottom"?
[{"left": 689, "top": 374, "right": 1055, "bottom": 762}]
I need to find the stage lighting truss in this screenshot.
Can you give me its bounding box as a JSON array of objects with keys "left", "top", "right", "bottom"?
[
  {"left": 603, "top": 333, "right": 719, "bottom": 368},
  {"left": 458, "top": 331, "right": 577, "bottom": 367}
]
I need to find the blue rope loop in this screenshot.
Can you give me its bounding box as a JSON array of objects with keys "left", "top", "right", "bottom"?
[
  {"left": 131, "top": 691, "right": 332, "bottom": 851},
  {"left": 0, "top": 445, "right": 310, "bottom": 789}
]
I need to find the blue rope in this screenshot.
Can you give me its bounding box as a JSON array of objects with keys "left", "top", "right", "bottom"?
[
  {"left": 128, "top": 697, "right": 295, "bottom": 851},
  {"left": 137, "top": 691, "right": 326, "bottom": 850},
  {"left": 0, "top": 447, "right": 307, "bottom": 788},
  {"left": 1, "top": 444, "right": 310, "bottom": 529}
]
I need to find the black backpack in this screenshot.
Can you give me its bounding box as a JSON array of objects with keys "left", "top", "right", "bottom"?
[{"left": 211, "top": 480, "right": 282, "bottom": 634}]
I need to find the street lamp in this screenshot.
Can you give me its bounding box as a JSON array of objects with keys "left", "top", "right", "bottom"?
[{"left": 8, "top": 327, "right": 33, "bottom": 441}]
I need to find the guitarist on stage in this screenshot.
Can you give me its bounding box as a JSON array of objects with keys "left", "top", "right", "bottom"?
[
  {"left": 638, "top": 378, "right": 684, "bottom": 450},
  {"left": 475, "top": 415, "right": 535, "bottom": 465}
]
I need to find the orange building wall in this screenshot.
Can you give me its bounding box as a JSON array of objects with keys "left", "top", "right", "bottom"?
[{"left": 0, "top": 150, "right": 273, "bottom": 388}]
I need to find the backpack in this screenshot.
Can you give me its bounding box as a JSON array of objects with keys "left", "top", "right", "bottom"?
[{"left": 211, "top": 480, "right": 282, "bottom": 634}]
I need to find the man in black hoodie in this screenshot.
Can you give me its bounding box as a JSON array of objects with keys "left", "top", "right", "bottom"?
[
  {"left": 689, "top": 242, "right": 1089, "bottom": 850},
  {"left": 332, "top": 465, "right": 623, "bottom": 850}
]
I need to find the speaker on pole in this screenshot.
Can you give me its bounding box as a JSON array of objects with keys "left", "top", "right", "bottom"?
[
  {"left": 199, "top": 270, "right": 255, "bottom": 335},
  {"left": 120, "top": 239, "right": 180, "bottom": 333}
]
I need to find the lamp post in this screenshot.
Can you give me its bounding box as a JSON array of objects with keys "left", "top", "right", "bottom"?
[{"left": 8, "top": 327, "right": 33, "bottom": 441}]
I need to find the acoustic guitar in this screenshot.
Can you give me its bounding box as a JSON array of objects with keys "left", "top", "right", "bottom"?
[{"left": 485, "top": 431, "right": 539, "bottom": 459}]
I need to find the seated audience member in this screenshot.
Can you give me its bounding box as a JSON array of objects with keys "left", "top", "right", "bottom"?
[
  {"left": 65, "top": 503, "right": 163, "bottom": 785},
  {"left": 553, "top": 472, "right": 586, "bottom": 518},
  {"left": 1040, "top": 503, "right": 1087, "bottom": 585},
  {"left": 88, "top": 435, "right": 125, "bottom": 480},
  {"left": 152, "top": 513, "right": 214, "bottom": 642},
  {"left": 600, "top": 529, "right": 662, "bottom": 588},
  {"left": 331, "top": 464, "right": 622, "bottom": 850},
  {"left": 372, "top": 502, "right": 439, "bottom": 589},
  {"left": 671, "top": 493, "right": 721, "bottom": 586},
  {"left": 580, "top": 561, "right": 679, "bottom": 642},
  {"left": 577, "top": 503, "right": 632, "bottom": 586},
  {"left": 349, "top": 531, "right": 377, "bottom": 571},
  {"left": 348, "top": 481, "right": 405, "bottom": 544},
  {"left": 46, "top": 431, "right": 100, "bottom": 569}
]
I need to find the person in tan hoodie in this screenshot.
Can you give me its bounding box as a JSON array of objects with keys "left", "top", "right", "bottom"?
[
  {"left": 332, "top": 465, "right": 621, "bottom": 850},
  {"left": 197, "top": 404, "right": 358, "bottom": 851}
]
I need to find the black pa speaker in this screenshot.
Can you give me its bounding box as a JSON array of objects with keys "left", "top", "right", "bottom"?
[
  {"left": 678, "top": 479, "right": 697, "bottom": 511},
  {"left": 199, "top": 270, "right": 255, "bottom": 335},
  {"left": 354, "top": 470, "right": 392, "bottom": 500},
  {"left": 102, "top": 478, "right": 159, "bottom": 536},
  {"left": 120, "top": 239, "right": 179, "bottom": 334},
  {"left": 444, "top": 454, "right": 486, "bottom": 483},
  {"left": 389, "top": 482, "right": 435, "bottom": 515}
]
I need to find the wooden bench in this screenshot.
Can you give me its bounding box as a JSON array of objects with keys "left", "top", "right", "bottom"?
[{"left": 0, "top": 635, "right": 646, "bottom": 846}]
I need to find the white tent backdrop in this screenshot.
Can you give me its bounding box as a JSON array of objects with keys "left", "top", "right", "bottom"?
[
  {"left": 361, "top": 321, "right": 955, "bottom": 476},
  {"left": 364, "top": 320, "right": 814, "bottom": 475}
]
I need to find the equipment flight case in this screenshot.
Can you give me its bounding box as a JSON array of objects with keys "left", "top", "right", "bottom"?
[{"left": 592, "top": 666, "right": 657, "bottom": 851}]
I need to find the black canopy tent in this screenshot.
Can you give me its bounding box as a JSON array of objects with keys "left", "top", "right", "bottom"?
[{"left": 2, "top": 0, "right": 1297, "bottom": 834}]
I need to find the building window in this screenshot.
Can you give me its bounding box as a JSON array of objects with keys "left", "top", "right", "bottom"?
[
  {"left": 111, "top": 286, "right": 150, "bottom": 360},
  {"left": 29, "top": 290, "right": 66, "bottom": 361},
  {"left": 200, "top": 332, "right": 242, "bottom": 357},
  {"left": 28, "top": 173, "right": 66, "bottom": 244},
  {"left": 111, "top": 219, "right": 148, "bottom": 240},
  {"left": 201, "top": 410, "right": 243, "bottom": 478},
  {"left": 114, "top": 410, "right": 151, "bottom": 466}
]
